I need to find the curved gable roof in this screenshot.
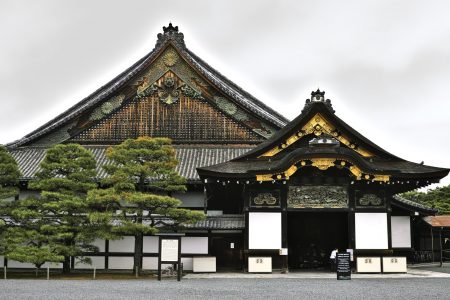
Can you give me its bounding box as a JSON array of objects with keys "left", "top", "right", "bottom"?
[{"left": 7, "top": 23, "right": 288, "bottom": 149}]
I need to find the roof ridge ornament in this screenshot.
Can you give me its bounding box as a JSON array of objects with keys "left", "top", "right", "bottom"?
[
  {"left": 156, "top": 23, "right": 185, "bottom": 48},
  {"left": 302, "top": 89, "right": 335, "bottom": 113}
]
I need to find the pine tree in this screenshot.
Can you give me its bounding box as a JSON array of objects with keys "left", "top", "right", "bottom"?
[
  {"left": 26, "top": 143, "right": 114, "bottom": 273},
  {"left": 1, "top": 197, "right": 64, "bottom": 273},
  {"left": 0, "top": 145, "right": 20, "bottom": 199},
  {"left": 402, "top": 185, "right": 450, "bottom": 215},
  {"left": 102, "top": 137, "right": 205, "bottom": 273}
]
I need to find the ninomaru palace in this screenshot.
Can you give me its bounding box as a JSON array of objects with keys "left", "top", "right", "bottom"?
[{"left": 3, "top": 24, "right": 449, "bottom": 273}]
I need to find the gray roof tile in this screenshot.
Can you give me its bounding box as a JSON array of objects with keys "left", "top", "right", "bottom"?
[{"left": 10, "top": 145, "right": 251, "bottom": 182}]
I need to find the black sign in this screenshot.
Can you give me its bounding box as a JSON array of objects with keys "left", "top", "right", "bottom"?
[{"left": 336, "top": 252, "right": 351, "bottom": 280}]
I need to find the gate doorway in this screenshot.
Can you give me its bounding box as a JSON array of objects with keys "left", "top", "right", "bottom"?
[
  {"left": 287, "top": 212, "right": 348, "bottom": 269},
  {"left": 210, "top": 234, "right": 243, "bottom": 271}
]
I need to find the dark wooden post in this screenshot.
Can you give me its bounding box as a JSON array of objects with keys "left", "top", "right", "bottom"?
[{"left": 439, "top": 227, "right": 443, "bottom": 267}]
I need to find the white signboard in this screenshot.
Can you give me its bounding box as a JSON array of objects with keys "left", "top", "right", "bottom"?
[
  {"left": 249, "top": 212, "right": 282, "bottom": 249},
  {"left": 161, "top": 239, "right": 179, "bottom": 262}
]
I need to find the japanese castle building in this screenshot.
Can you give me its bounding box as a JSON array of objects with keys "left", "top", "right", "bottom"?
[{"left": 5, "top": 24, "right": 449, "bottom": 272}]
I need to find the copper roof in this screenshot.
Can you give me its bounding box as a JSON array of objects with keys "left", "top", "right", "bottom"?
[{"left": 423, "top": 216, "right": 450, "bottom": 227}]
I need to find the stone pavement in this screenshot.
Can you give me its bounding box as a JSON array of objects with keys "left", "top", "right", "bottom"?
[{"left": 184, "top": 267, "right": 450, "bottom": 279}]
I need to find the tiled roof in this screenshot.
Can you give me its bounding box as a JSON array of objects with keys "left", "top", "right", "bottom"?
[
  {"left": 392, "top": 195, "right": 437, "bottom": 214},
  {"left": 10, "top": 145, "right": 251, "bottom": 182},
  {"left": 184, "top": 214, "right": 244, "bottom": 230}
]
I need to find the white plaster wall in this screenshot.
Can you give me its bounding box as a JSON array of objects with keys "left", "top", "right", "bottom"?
[
  {"left": 109, "top": 236, "right": 135, "bottom": 253},
  {"left": 181, "top": 237, "right": 208, "bottom": 254},
  {"left": 88, "top": 239, "right": 106, "bottom": 252},
  {"left": 391, "top": 216, "right": 411, "bottom": 248},
  {"left": 7, "top": 260, "right": 35, "bottom": 268},
  {"left": 181, "top": 257, "right": 193, "bottom": 271},
  {"left": 0, "top": 256, "right": 4, "bottom": 268},
  {"left": 143, "top": 236, "right": 159, "bottom": 253},
  {"left": 108, "top": 257, "right": 134, "bottom": 269},
  {"left": 142, "top": 257, "right": 159, "bottom": 270},
  {"left": 142, "top": 257, "right": 193, "bottom": 271},
  {"left": 74, "top": 256, "right": 105, "bottom": 269},
  {"left": 6, "top": 260, "right": 63, "bottom": 269},
  {"left": 41, "top": 262, "right": 62, "bottom": 269},
  {"left": 173, "top": 192, "right": 204, "bottom": 208}
]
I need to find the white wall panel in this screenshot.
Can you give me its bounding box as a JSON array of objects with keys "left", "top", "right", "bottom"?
[
  {"left": 7, "top": 260, "right": 63, "bottom": 268},
  {"left": 7, "top": 260, "right": 35, "bottom": 268},
  {"left": 181, "top": 257, "right": 193, "bottom": 271},
  {"left": 249, "top": 212, "right": 282, "bottom": 250},
  {"left": 142, "top": 257, "right": 159, "bottom": 270},
  {"left": 74, "top": 256, "right": 105, "bottom": 269},
  {"left": 88, "top": 239, "right": 106, "bottom": 252},
  {"left": 41, "top": 262, "right": 62, "bottom": 268},
  {"left": 108, "top": 257, "right": 134, "bottom": 269},
  {"left": 173, "top": 192, "right": 204, "bottom": 207},
  {"left": 143, "top": 236, "right": 159, "bottom": 253},
  {"left": 355, "top": 213, "right": 388, "bottom": 249},
  {"left": 109, "top": 236, "right": 135, "bottom": 253},
  {"left": 391, "top": 216, "right": 411, "bottom": 248},
  {"left": 181, "top": 237, "right": 208, "bottom": 254},
  {"left": 0, "top": 256, "right": 3, "bottom": 268}
]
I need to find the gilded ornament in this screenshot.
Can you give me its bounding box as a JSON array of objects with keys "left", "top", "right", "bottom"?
[
  {"left": 287, "top": 185, "right": 348, "bottom": 208},
  {"left": 311, "top": 158, "right": 335, "bottom": 170},
  {"left": 89, "top": 94, "right": 125, "bottom": 121},
  {"left": 214, "top": 96, "right": 238, "bottom": 115},
  {"left": 259, "top": 113, "right": 373, "bottom": 157},
  {"left": 234, "top": 110, "right": 249, "bottom": 121},
  {"left": 163, "top": 48, "right": 179, "bottom": 66},
  {"left": 252, "top": 193, "right": 278, "bottom": 206},
  {"left": 358, "top": 194, "right": 383, "bottom": 206}
]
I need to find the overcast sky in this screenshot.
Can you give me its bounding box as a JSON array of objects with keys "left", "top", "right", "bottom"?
[{"left": 0, "top": 0, "right": 449, "bottom": 188}]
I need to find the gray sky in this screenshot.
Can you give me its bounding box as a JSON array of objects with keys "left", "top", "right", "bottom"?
[{"left": 0, "top": 0, "right": 449, "bottom": 187}]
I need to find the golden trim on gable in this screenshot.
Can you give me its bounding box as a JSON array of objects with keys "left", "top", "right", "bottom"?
[
  {"left": 255, "top": 158, "right": 389, "bottom": 182},
  {"left": 259, "top": 113, "right": 373, "bottom": 158}
]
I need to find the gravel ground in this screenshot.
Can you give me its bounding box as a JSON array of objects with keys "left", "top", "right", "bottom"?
[{"left": 1, "top": 278, "right": 449, "bottom": 300}]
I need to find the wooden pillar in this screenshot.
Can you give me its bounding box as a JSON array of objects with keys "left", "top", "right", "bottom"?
[
  {"left": 281, "top": 183, "right": 288, "bottom": 273},
  {"left": 348, "top": 186, "right": 355, "bottom": 250},
  {"left": 439, "top": 227, "right": 443, "bottom": 267},
  {"left": 431, "top": 227, "right": 434, "bottom": 262},
  {"left": 105, "top": 240, "right": 109, "bottom": 270}
]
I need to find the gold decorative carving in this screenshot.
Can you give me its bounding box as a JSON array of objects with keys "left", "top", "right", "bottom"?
[
  {"left": 254, "top": 157, "right": 390, "bottom": 182},
  {"left": 259, "top": 113, "right": 373, "bottom": 157},
  {"left": 311, "top": 158, "right": 335, "bottom": 170},
  {"left": 253, "top": 193, "right": 277, "bottom": 205},
  {"left": 163, "top": 48, "right": 179, "bottom": 66}
]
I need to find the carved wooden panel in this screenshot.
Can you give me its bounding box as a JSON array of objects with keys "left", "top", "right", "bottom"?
[
  {"left": 250, "top": 190, "right": 281, "bottom": 208},
  {"left": 71, "top": 74, "right": 262, "bottom": 143},
  {"left": 355, "top": 191, "right": 385, "bottom": 208},
  {"left": 287, "top": 185, "right": 348, "bottom": 208}
]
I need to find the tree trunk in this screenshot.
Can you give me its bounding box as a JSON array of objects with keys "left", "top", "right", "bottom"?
[
  {"left": 62, "top": 256, "right": 71, "bottom": 274},
  {"left": 134, "top": 232, "right": 143, "bottom": 275}
]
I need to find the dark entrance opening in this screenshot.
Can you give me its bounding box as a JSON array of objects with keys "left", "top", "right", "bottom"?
[
  {"left": 210, "top": 234, "right": 243, "bottom": 271},
  {"left": 287, "top": 212, "right": 348, "bottom": 269}
]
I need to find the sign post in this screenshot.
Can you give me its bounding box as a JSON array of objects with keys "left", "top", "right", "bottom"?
[
  {"left": 157, "top": 235, "right": 183, "bottom": 281},
  {"left": 336, "top": 252, "right": 351, "bottom": 280}
]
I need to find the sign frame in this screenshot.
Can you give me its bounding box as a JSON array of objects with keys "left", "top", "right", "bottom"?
[{"left": 157, "top": 236, "right": 182, "bottom": 281}]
